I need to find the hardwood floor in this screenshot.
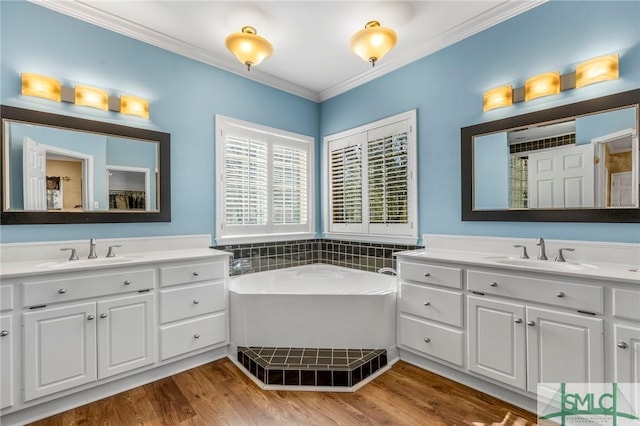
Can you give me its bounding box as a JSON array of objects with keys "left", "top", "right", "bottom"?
[{"left": 30, "top": 358, "right": 537, "bottom": 425}]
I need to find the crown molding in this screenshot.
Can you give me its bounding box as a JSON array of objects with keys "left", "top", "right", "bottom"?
[{"left": 29, "top": 0, "right": 544, "bottom": 104}]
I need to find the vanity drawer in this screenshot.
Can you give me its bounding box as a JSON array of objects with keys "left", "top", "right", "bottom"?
[
  {"left": 159, "top": 312, "right": 227, "bottom": 360},
  {"left": 1, "top": 286, "right": 13, "bottom": 311},
  {"left": 160, "top": 260, "right": 226, "bottom": 287},
  {"left": 160, "top": 282, "right": 226, "bottom": 324},
  {"left": 467, "top": 270, "right": 603, "bottom": 313},
  {"left": 399, "top": 261, "right": 462, "bottom": 289},
  {"left": 23, "top": 269, "right": 155, "bottom": 307},
  {"left": 612, "top": 288, "right": 640, "bottom": 321},
  {"left": 399, "top": 283, "right": 463, "bottom": 327},
  {"left": 399, "top": 315, "right": 464, "bottom": 367}
]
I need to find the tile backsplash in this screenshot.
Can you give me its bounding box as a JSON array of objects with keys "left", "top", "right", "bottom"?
[{"left": 211, "top": 239, "right": 422, "bottom": 276}]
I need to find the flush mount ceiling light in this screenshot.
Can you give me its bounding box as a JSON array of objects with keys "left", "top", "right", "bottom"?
[
  {"left": 225, "top": 26, "right": 273, "bottom": 71},
  {"left": 350, "top": 21, "right": 397, "bottom": 67}
]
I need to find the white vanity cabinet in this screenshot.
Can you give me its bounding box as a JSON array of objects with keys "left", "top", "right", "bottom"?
[
  {"left": 0, "top": 285, "right": 15, "bottom": 410},
  {"left": 397, "top": 260, "right": 465, "bottom": 367},
  {"left": 611, "top": 287, "right": 640, "bottom": 383},
  {"left": 22, "top": 269, "right": 156, "bottom": 401}
]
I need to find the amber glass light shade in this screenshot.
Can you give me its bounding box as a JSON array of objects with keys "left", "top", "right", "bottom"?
[
  {"left": 576, "top": 54, "right": 619, "bottom": 88},
  {"left": 21, "top": 73, "right": 61, "bottom": 102},
  {"left": 483, "top": 85, "right": 513, "bottom": 112},
  {"left": 120, "top": 95, "right": 149, "bottom": 119},
  {"left": 350, "top": 21, "right": 397, "bottom": 67},
  {"left": 75, "top": 85, "right": 109, "bottom": 110},
  {"left": 225, "top": 26, "right": 273, "bottom": 71},
  {"left": 525, "top": 72, "right": 560, "bottom": 101}
]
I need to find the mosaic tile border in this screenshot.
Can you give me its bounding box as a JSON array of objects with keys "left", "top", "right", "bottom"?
[{"left": 237, "top": 347, "right": 387, "bottom": 388}]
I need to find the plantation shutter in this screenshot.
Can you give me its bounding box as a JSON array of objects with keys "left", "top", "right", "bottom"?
[
  {"left": 273, "top": 145, "right": 308, "bottom": 225},
  {"left": 329, "top": 134, "right": 365, "bottom": 233}
]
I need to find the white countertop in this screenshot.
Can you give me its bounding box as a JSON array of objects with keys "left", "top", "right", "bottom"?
[
  {"left": 395, "top": 248, "right": 640, "bottom": 285},
  {"left": 0, "top": 248, "right": 231, "bottom": 279}
]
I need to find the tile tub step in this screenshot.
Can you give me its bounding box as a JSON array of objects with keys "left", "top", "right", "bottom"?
[{"left": 237, "top": 346, "right": 387, "bottom": 387}]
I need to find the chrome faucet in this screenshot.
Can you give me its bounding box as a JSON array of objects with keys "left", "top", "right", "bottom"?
[
  {"left": 535, "top": 238, "right": 547, "bottom": 260},
  {"left": 555, "top": 248, "right": 575, "bottom": 262},
  {"left": 88, "top": 238, "right": 98, "bottom": 259}
]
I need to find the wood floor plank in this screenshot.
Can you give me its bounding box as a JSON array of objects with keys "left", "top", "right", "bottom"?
[{"left": 27, "top": 358, "right": 538, "bottom": 426}]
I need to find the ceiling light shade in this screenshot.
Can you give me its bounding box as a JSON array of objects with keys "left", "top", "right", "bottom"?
[
  {"left": 120, "top": 95, "right": 149, "bottom": 119},
  {"left": 350, "top": 21, "right": 397, "bottom": 67},
  {"left": 576, "top": 54, "right": 619, "bottom": 88},
  {"left": 483, "top": 85, "right": 513, "bottom": 112},
  {"left": 525, "top": 72, "right": 560, "bottom": 102},
  {"left": 225, "top": 26, "right": 273, "bottom": 71},
  {"left": 21, "top": 73, "right": 61, "bottom": 102},
  {"left": 75, "top": 84, "right": 109, "bottom": 110}
]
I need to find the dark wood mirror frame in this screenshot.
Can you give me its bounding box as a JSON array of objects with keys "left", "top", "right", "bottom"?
[
  {"left": 1, "top": 105, "right": 171, "bottom": 224},
  {"left": 461, "top": 89, "right": 640, "bottom": 223}
]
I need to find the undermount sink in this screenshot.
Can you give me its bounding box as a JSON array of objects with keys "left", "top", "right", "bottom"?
[
  {"left": 36, "top": 256, "right": 143, "bottom": 270},
  {"left": 484, "top": 256, "right": 598, "bottom": 271}
]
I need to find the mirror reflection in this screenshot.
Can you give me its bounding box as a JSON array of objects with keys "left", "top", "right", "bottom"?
[
  {"left": 4, "top": 120, "right": 159, "bottom": 213},
  {"left": 473, "top": 105, "right": 638, "bottom": 211}
]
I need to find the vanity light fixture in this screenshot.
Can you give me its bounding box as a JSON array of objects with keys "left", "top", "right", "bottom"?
[
  {"left": 350, "top": 21, "right": 397, "bottom": 67},
  {"left": 482, "top": 53, "right": 620, "bottom": 112},
  {"left": 524, "top": 71, "right": 560, "bottom": 102},
  {"left": 20, "top": 73, "right": 150, "bottom": 119},
  {"left": 225, "top": 26, "right": 273, "bottom": 71}
]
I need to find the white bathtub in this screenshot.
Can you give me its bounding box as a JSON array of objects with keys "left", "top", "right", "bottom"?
[{"left": 229, "top": 264, "right": 397, "bottom": 351}]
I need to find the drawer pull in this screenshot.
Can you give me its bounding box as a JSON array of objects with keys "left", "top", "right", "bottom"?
[
  {"left": 0, "top": 330, "right": 8, "bottom": 337},
  {"left": 489, "top": 282, "right": 498, "bottom": 287},
  {"left": 556, "top": 292, "right": 565, "bottom": 298},
  {"left": 100, "top": 313, "right": 108, "bottom": 319},
  {"left": 514, "top": 318, "right": 523, "bottom": 324},
  {"left": 194, "top": 333, "right": 200, "bottom": 339},
  {"left": 423, "top": 273, "right": 431, "bottom": 277},
  {"left": 617, "top": 342, "right": 628, "bottom": 349},
  {"left": 193, "top": 272, "right": 199, "bottom": 277},
  {"left": 527, "top": 320, "right": 535, "bottom": 326},
  {"left": 423, "top": 302, "right": 431, "bottom": 306},
  {"left": 58, "top": 288, "right": 67, "bottom": 294},
  {"left": 124, "top": 280, "right": 132, "bottom": 286},
  {"left": 423, "top": 338, "right": 431, "bottom": 343},
  {"left": 87, "top": 315, "right": 95, "bottom": 321},
  {"left": 193, "top": 299, "right": 200, "bottom": 305}
]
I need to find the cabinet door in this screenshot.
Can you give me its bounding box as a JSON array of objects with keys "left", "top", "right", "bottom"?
[
  {"left": 468, "top": 296, "right": 526, "bottom": 390},
  {"left": 97, "top": 293, "right": 155, "bottom": 379},
  {"left": 23, "top": 302, "right": 97, "bottom": 401},
  {"left": 613, "top": 324, "right": 640, "bottom": 383},
  {"left": 526, "top": 307, "right": 603, "bottom": 394},
  {"left": 0, "top": 314, "right": 13, "bottom": 409}
]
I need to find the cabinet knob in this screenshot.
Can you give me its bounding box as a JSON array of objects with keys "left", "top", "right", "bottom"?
[
  {"left": 423, "top": 302, "right": 431, "bottom": 306},
  {"left": 556, "top": 292, "right": 565, "bottom": 298},
  {"left": 514, "top": 318, "right": 523, "bottom": 324},
  {"left": 489, "top": 282, "right": 498, "bottom": 287},
  {"left": 423, "top": 338, "right": 431, "bottom": 343},
  {"left": 423, "top": 272, "right": 431, "bottom": 277},
  {"left": 193, "top": 272, "right": 199, "bottom": 277},
  {"left": 527, "top": 320, "right": 535, "bottom": 326},
  {"left": 0, "top": 330, "right": 8, "bottom": 337},
  {"left": 100, "top": 313, "right": 108, "bottom": 319},
  {"left": 193, "top": 300, "right": 200, "bottom": 305},
  {"left": 87, "top": 315, "right": 95, "bottom": 320},
  {"left": 194, "top": 333, "right": 200, "bottom": 339},
  {"left": 617, "top": 342, "right": 628, "bottom": 349},
  {"left": 124, "top": 280, "right": 131, "bottom": 286},
  {"left": 58, "top": 288, "right": 67, "bottom": 294}
]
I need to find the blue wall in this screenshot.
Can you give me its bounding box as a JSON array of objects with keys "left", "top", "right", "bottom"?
[
  {"left": 321, "top": 0, "right": 640, "bottom": 243},
  {"left": 1, "top": 1, "right": 639, "bottom": 243},
  {"left": 474, "top": 132, "right": 509, "bottom": 210},
  {"left": 576, "top": 107, "right": 637, "bottom": 144}
]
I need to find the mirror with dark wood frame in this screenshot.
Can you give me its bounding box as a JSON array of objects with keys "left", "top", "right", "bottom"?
[
  {"left": 1, "top": 105, "right": 171, "bottom": 224},
  {"left": 461, "top": 89, "right": 640, "bottom": 222}
]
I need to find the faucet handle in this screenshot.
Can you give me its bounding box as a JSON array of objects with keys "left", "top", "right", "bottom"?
[
  {"left": 513, "top": 245, "right": 529, "bottom": 259},
  {"left": 60, "top": 248, "right": 79, "bottom": 261},
  {"left": 106, "top": 245, "right": 122, "bottom": 258},
  {"left": 555, "top": 248, "right": 575, "bottom": 262}
]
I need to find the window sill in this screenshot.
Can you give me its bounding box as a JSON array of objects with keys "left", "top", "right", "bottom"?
[
  {"left": 322, "top": 233, "right": 419, "bottom": 246},
  {"left": 215, "top": 232, "right": 317, "bottom": 246}
]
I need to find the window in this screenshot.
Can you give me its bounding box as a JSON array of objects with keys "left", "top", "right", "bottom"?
[
  {"left": 215, "top": 116, "right": 314, "bottom": 244},
  {"left": 324, "top": 110, "right": 417, "bottom": 244}
]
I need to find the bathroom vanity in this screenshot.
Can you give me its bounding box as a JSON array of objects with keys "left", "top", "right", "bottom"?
[
  {"left": 0, "top": 235, "right": 230, "bottom": 426},
  {"left": 396, "top": 234, "right": 640, "bottom": 412}
]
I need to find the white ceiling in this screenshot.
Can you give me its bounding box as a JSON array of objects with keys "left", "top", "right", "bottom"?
[{"left": 31, "top": 0, "right": 545, "bottom": 102}]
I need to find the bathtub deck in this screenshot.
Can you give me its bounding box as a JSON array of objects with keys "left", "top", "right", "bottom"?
[{"left": 237, "top": 346, "right": 387, "bottom": 387}]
